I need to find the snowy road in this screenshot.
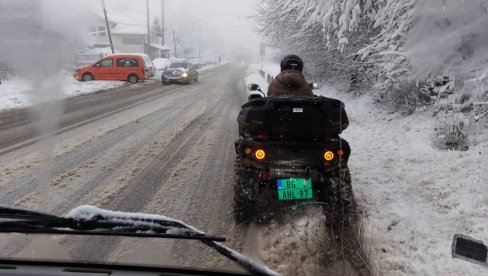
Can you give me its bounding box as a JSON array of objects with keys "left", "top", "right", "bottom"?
[
  {"left": 0, "top": 63, "right": 369, "bottom": 275},
  {"left": 0, "top": 62, "right": 242, "bottom": 265}
]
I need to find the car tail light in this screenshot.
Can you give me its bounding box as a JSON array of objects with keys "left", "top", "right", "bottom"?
[
  {"left": 324, "top": 150, "right": 334, "bottom": 161},
  {"left": 256, "top": 133, "right": 267, "bottom": 140},
  {"left": 255, "top": 149, "right": 266, "bottom": 160}
]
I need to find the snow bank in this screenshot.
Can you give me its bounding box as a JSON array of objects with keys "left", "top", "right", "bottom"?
[
  {"left": 0, "top": 74, "right": 127, "bottom": 111},
  {"left": 315, "top": 86, "right": 488, "bottom": 275},
  {"left": 0, "top": 79, "right": 34, "bottom": 110},
  {"left": 60, "top": 74, "right": 128, "bottom": 98}
]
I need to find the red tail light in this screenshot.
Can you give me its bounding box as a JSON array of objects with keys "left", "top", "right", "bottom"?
[{"left": 256, "top": 133, "right": 267, "bottom": 140}]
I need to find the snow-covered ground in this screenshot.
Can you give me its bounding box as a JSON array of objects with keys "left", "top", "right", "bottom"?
[
  {"left": 0, "top": 78, "right": 33, "bottom": 110},
  {"left": 317, "top": 87, "right": 488, "bottom": 275},
  {"left": 251, "top": 65, "right": 488, "bottom": 275},
  {"left": 0, "top": 74, "right": 128, "bottom": 111}
]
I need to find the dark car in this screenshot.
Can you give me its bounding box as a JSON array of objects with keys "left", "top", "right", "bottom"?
[{"left": 161, "top": 60, "right": 198, "bottom": 85}]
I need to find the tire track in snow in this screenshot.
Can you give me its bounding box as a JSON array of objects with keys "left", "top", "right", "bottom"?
[
  {"left": 102, "top": 64, "right": 248, "bottom": 268},
  {"left": 0, "top": 64, "right": 239, "bottom": 261},
  {"left": 4, "top": 90, "right": 198, "bottom": 210},
  {"left": 65, "top": 63, "right": 242, "bottom": 262},
  {"left": 84, "top": 97, "right": 208, "bottom": 208}
]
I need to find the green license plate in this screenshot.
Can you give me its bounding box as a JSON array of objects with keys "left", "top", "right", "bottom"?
[{"left": 277, "top": 178, "right": 313, "bottom": 201}]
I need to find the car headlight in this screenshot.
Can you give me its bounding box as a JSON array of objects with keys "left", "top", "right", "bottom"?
[{"left": 182, "top": 72, "right": 188, "bottom": 78}]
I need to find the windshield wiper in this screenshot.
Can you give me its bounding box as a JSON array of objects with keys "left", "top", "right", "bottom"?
[
  {"left": 0, "top": 205, "right": 279, "bottom": 276},
  {"left": 0, "top": 206, "right": 223, "bottom": 241}
]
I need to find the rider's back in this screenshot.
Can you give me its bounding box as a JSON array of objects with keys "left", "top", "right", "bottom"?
[{"left": 267, "top": 69, "right": 313, "bottom": 97}]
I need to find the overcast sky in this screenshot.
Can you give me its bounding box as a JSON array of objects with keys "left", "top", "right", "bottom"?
[
  {"left": 1, "top": 0, "right": 263, "bottom": 74},
  {"left": 101, "top": 0, "right": 262, "bottom": 60}
]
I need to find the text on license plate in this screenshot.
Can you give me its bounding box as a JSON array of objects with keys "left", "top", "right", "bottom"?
[{"left": 277, "top": 178, "right": 313, "bottom": 201}]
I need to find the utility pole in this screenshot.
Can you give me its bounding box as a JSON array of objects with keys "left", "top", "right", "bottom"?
[
  {"left": 146, "top": 0, "right": 151, "bottom": 57},
  {"left": 173, "top": 30, "right": 177, "bottom": 58},
  {"left": 161, "top": 0, "right": 165, "bottom": 46},
  {"left": 101, "top": 0, "right": 114, "bottom": 54}
]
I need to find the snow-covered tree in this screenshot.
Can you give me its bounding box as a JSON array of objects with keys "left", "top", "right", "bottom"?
[
  {"left": 258, "top": 0, "right": 488, "bottom": 98},
  {"left": 407, "top": 1, "right": 488, "bottom": 82},
  {"left": 257, "top": 0, "right": 398, "bottom": 90}
]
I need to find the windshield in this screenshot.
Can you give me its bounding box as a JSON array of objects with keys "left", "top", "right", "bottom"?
[
  {"left": 1, "top": 0, "right": 488, "bottom": 276},
  {"left": 169, "top": 62, "right": 189, "bottom": 69}
]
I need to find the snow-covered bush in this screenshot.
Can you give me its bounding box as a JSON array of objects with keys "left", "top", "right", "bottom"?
[
  {"left": 432, "top": 120, "right": 469, "bottom": 151},
  {"left": 375, "top": 80, "right": 433, "bottom": 115}
]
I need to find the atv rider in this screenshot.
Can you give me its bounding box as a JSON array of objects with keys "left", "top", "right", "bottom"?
[{"left": 267, "top": 54, "right": 314, "bottom": 97}]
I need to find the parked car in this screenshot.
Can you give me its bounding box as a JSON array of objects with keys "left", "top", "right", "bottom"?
[
  {"left": 73, "top": 54, "right": 155, "bottom": 84},
  {"left": 161, "top": 60, "right": 198, "bottom": 85}
]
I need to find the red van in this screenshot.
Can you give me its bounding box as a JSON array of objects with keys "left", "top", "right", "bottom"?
[{"left": 74, "top": 54, "right": 155, "bottom": 84}]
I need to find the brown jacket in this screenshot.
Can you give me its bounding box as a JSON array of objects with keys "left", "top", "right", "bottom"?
[{"left": 267, "top": 69, "right": 313, "bottom": 97}]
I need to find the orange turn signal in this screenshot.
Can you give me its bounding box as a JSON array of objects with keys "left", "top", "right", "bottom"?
[
  {"left": 255, "top": 149, "right": 266, "bottom": 160},
  {"left": 324, "top": 151, "right": 334, "bottom": 161},
  {"left": 244, "top": 148, "right": 252, "bottom": 155}
]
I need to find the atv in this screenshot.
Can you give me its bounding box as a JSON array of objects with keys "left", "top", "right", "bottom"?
[{"left": 233, "top": 84, "right": 355, "bottom": 226}]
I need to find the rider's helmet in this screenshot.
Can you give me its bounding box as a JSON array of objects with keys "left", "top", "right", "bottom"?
[{"left": 280, "top": 54, "right": 304, "bottom": 72}]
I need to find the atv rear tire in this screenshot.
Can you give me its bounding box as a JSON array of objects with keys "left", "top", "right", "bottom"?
[
  {"left": 233, "top": 157, "right": 256, "bottom": 224},
  {"left": 319, "top": 166, "right": 356, "bottom": 227}
]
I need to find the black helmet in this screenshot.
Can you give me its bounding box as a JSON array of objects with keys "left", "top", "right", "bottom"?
[{"left": 280, "top": 54, "right": 303, "bottom": 72}]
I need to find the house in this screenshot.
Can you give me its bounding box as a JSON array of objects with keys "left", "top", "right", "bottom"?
[
  {"left": 86, "top": 12, "right": 170, "bottom": 59},
  {"left": 87, "top": 14, "right": 117, "bottom": 49}
]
